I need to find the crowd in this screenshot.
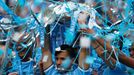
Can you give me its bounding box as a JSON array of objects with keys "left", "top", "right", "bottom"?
[{"left": 0, "top": 0, "right": 134, "bottom": 75}]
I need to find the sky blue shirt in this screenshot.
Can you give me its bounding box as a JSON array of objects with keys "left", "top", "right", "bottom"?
[
  {"left": 9, "top": 59, "right": 34, "bottom": 75},
  {"left": 103, "top": 63, "right": 129, "bottom": 75},
  {"left": 44, "top": 64, "right": 91, "bottom": 75}
]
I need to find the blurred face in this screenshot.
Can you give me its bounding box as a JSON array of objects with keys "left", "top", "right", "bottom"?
[
  {"left": 0, "top": 44, "right": 6, "bottom": 50},
  {"left": 15, "top": 6, "right": 30, "bottom": 18},
  {"left": 9, "top": 40, "right": 27, "bottom": 59},
  {"left": 16, "top": 44, "right": 26, "bottom": 58},
  {"left": 0, "top": 43, "right": 6, "bottom": 66},
  {"left": 78, "top": 11, "right": 90, "bottom": 29},
  {"left": 55, "top": 51, "right": 74, "bottom": 72},
  {"left": 130, "top": 44, "right": 134, "bottom": 58},
  {"left": 10, "top": 31, "right": 33, "bottom": 61},
  {"left": 15, "top": 40, "right": 33, "bottom": 61},
  {"left": 78, "top": 11, "right": 89, "bottom": 24}
]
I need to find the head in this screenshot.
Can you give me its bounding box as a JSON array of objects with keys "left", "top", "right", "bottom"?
[
  {"left": 10, "top": 28, "right": 35, "bottom": 62},
  {"left": 0, "top": 41, "right": 6, "bottom": 67},
  {"left": 55, "top": 44, "right": 77, "bottom": 72},
  {"left": 129, "top": 43, "right": 134, "bottom": 58},
  {"left": 14, "top": 5, "right": 30, "bottom": 18},
  {"left": 9, "top": 40, "right": 34, "bottom": 62},
  {"left": 77, "top": 11, "right": 90, "bottom": 29}
]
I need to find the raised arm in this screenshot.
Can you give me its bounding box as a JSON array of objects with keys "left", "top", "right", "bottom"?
[
  {"left": 77, "top": 10, "right": 117, "bottom": 69},
  {"left": 78, "top": 47, "right": 90, "bottom": 70},
  {"left": 77, "top": 12, "right": 91, "bottom": 70},
  {"left": 38, "top": 26, "right": 52, "bottom": 71},
  {"left": 91, "top": 40, "right": 116, "bottom": 69},
  {"left": 96, "top": 37, "right": 134, "bottom": 68},
  {"left": 80, "top": 28, "right": 134, "bottom": 68}
]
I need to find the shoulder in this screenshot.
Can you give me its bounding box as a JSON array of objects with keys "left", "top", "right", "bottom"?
[
  {"left": 34, "top": 64, "right": 56, "bottom": 75},
  {"left": 73, "top": 64, "right": 92, "bottom": 74},
  {"left": 44, "top": 64, "right": 58, "bottom": 74}
]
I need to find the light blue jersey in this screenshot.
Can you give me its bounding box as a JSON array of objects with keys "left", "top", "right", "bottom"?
[
  {"left": 127, "top": 67, "right": 134, "bottom": 75},
  {"left": 44, "top": 64, "right": 91, "bottom": 75},
  {"left": 9, "top": 59, "right": 34, "bottom": 75},
  {"left": 103, "top": 63, "right": 129, "bottom": 75}
]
